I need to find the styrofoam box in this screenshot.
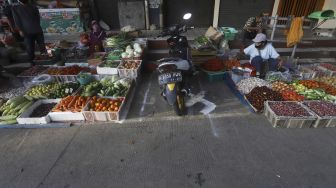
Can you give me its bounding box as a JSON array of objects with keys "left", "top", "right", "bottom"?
[
  {"left": 17, "top": 99, "right": 60, "bottom": 124},
  {"left": 48, "top": 111, "right": 85, "bottom": 122},
  {"left": 97, "top": 61, "right": 120, "bottom": 75}
]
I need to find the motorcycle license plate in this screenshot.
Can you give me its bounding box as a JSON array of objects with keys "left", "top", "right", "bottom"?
[{"left": 158, "top": 72, "right": 182, "bottom": 85}]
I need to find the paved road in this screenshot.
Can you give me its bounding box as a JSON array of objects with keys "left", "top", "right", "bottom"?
[{"left": 1, "top": 73, "right": 336, "bottom": 188}]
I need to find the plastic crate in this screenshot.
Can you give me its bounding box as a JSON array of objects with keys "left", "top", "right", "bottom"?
[
  {"left": 301, "top": 101, "right": 336, "bottom": 128},
  {"left": 205, "top": 71, "right": 226, "bottom": 82},
  {"left": 82, "top": 97, "right": 126, "bottom": 122},
  {"left": 264, "top": 101, "right": 317, "bottom": 128},
  {"left": 117, "top": 60, "right": 142, "bottom": 79}
]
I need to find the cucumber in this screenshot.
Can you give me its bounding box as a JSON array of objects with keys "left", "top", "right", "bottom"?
[
  {"left": 0, "top": 115, "right": 17, "bottom": 121},
  {"left": 0, "top": 119, "right": 17, "bottom": 125},
  {"left": 7, "top": 96, "right": 27, "bottom": 107},
  {"left": 18, "top": 101, "right": 33, "bottom": 114},
  {"left": 14, "top": 101, "right": 30, "bottom": 111}
]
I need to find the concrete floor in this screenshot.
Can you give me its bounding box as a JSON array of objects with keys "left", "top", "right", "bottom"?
[{"left": 1, "top": 72, "right": 336, "bottom": 188}]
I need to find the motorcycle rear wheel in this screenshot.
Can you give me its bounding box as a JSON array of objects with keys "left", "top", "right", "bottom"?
[{"left": 173, "top": 93, "right": 186, "bottom": 116}]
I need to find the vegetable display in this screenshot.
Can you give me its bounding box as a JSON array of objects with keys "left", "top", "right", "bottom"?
[
  {"left": 237, "top": 77, "right": 271, "bottom": 94},
  {"left": 315, "top": 76, "right": 336, "bottom": 87},
  {"left": 121, "top": 43, "right": 143, "bottom": 59},
  {"left": 271, "top": 81, "right": 294, "bottom": 93},
  {"left": 48, "top": 82, "right": 80, "bottom": 99},
  {"left": 99, "top": 60, "right": 120, "bottom": 68},
  {"left": 25, "top": 83, "right": 78, "bottom": 100},
  {"left": 281, "top": 90, "right": 305, "bottom": 101},
  {"left": 30, "top": 103, "right": 57, "bottom": 117},
  {"left": 88, "top": 96, "right": 124, "bottom": 112},
  {"left": 299, "top": 80, "right": 320, "bottom": 89},
  {"left": 118, "top": 60, "right": 141, "bottom": 69},
  {"left": 98, "top": 78, "right": 132, "bottom": 97},
  {"left": 47, "top": 65, "right": 96, "bottom": 75},
  {"left": 104, "top": 33, "right": 132, "bottom": 49},
  {"left": 25, "top": 83, "right": 60, "bottom": 99},
  {"left": 18, "top": 66, "right": 49, "bottom": 77},
  {"left": 81, "top": 81, "right": 102, "bottom": 97},
  {"left": 269, "top": 101, "right": 311, "bottom": 117},
  {"left": 0, "top": 96, "right": 33, "bottom": 124},
  {"left": 303, "top": 101, "right": 336, "bottom": 117},
  {"left": 246, "top": 86, "right": 283, "bottom": 111},
  {"left": 52, "top": 96, "right": 90, "bottom": 112}
]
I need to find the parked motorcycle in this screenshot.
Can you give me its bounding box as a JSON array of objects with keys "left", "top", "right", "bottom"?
[{"left": 157, "top": 13, "right": 194, "bottom": 116}]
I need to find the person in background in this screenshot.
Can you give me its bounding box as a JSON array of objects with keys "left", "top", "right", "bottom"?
[
  {"left": 242, "top": 13, "right": 267, "bottom": 46},
  {"left": 242, "top": 33, "right": 283, "bottom": 78},
  {"left": 89, "top": 20, "right": 106, "bottom": 52},
  {"left": 12, "top": 0, "right": 46, "bottom": 65}
]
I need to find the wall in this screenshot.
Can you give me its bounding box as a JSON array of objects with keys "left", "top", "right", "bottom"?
[
  {"left": 319, "top": 0, "right": 336, "bottom": 28},
  {"left": 218, "top": 0, "right": 274, "bottom": 28}
]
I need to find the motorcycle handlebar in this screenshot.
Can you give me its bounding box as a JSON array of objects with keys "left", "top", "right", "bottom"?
[{"left": 158, "top": 25, "right": 194, "bottom": 37}]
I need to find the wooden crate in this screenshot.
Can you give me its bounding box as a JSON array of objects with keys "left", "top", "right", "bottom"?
[
  {"left": 301, "top": 101, "right": 336, "bottom": 128},
  {"left": 264, "top": 101, "right": 317, "bottom": 128}
]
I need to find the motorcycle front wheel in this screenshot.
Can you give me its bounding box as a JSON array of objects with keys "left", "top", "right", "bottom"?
[{"left": 173, "top": 93, "right": 186, "bottom": 116}]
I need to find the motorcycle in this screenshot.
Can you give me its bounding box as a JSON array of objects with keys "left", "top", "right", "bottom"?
[{"left": 157, "top": 13, "right": 194, "bottom": 116}]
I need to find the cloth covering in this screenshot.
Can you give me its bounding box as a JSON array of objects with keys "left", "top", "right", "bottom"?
[{"left": 287, "top": 17, "right": 303, "bottom": 47}]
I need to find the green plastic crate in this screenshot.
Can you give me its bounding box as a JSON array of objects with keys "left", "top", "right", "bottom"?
[{"left": 206, "top": 71, "right": 226, "bottom": 82}]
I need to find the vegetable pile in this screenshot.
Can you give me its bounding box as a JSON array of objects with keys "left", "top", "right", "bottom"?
[
  {"left": 121, "top": 43, "right": 143, "bottom": 59},
  {"left": 47, "top": 65, "right": 96, "bottom": 75},
  {"left": 271, "top": 81, "right": 294, "bottom": 93},
  {"left": 0, "top": 96, "right": 33, "bottom": 124},
  {"left": 237, "top": 77, "right": 271, "bottom": 94},
  {"left": 18, "top": 66, "right": 49, "bottom": 77},
  {"left": 48, "top": 82, "right": 79, "bottom": 99},
  {"left": 246, "top": 86, "right": 283, "bottom": 111},
  {"left": 52, "top": 96, "right": 90, "bottom": 112},
  {"left": 269, "top": 101, "right": 311, "bottom": 117},
  {"left": 30, "top": 103, "right": 57, "bottom": 117},
  {"left": 98, "top": 78, "right": 132, "bottom": 97},
  {"left": 315, "top": 76, "right": 336, "bottom": 87},
  {"left": 25, "top": 83, "right": 78, "bottom": 100},
  {"left": 88, "top": 97, "right": 124, "bottom": 112},
  {"left": 25, "top": 83, "right": 60, "bottom": 99},
  {"left": 118, "top": 60, "right": 141, "bottom": 70},
  {"left": 104, "top": 33, "right": 132, "bottom": 49},
  {"left": 281, "top": 90, "right": 305, "bottom": 101},
  {"left": 99, "top": 60, "right": 120, "bottom": 68},
  {"left": 303, "top": 101, "right": 336, "bottom": 117},
  {"left": 81, "top": 81, "right": 102, "bottom": 97}
]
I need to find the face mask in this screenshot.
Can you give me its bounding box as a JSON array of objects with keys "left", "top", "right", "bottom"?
[{"left": 255, "top": 42, "right": 265, "bottom": 49}]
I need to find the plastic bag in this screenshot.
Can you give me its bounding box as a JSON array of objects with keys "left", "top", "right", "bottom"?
[{"left": 265, "top": 71, "right": 292, "bottom": 82}]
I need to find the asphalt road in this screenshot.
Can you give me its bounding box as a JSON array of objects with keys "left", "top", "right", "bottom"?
[{"left": 1, "top": 73, "right": 336, "bottom": 188}]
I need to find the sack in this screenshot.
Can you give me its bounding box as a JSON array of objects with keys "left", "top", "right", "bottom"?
[{"left": 205, "top": 26, "right": 223, "bottom": 43}]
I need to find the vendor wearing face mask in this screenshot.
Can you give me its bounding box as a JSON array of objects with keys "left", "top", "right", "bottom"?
[{"left": 243, "top": 33, "right": 283, "bottom": 77}]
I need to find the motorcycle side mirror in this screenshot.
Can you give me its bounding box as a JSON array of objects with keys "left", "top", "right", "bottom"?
[{"left": 183, "top": 13, "right": 192, "bottom": 20}]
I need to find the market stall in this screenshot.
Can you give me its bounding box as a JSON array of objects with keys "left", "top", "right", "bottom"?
[
  {"left": 224, "top": 61, "right": 336, "bottom": 128},
  {"left": 0, "top": 33, "right": 146, "bottom": 128}
]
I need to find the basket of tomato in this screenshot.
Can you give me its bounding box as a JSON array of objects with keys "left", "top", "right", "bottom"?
[{"left": 83, "top": 96, "right": 125, "bottom": 122}]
